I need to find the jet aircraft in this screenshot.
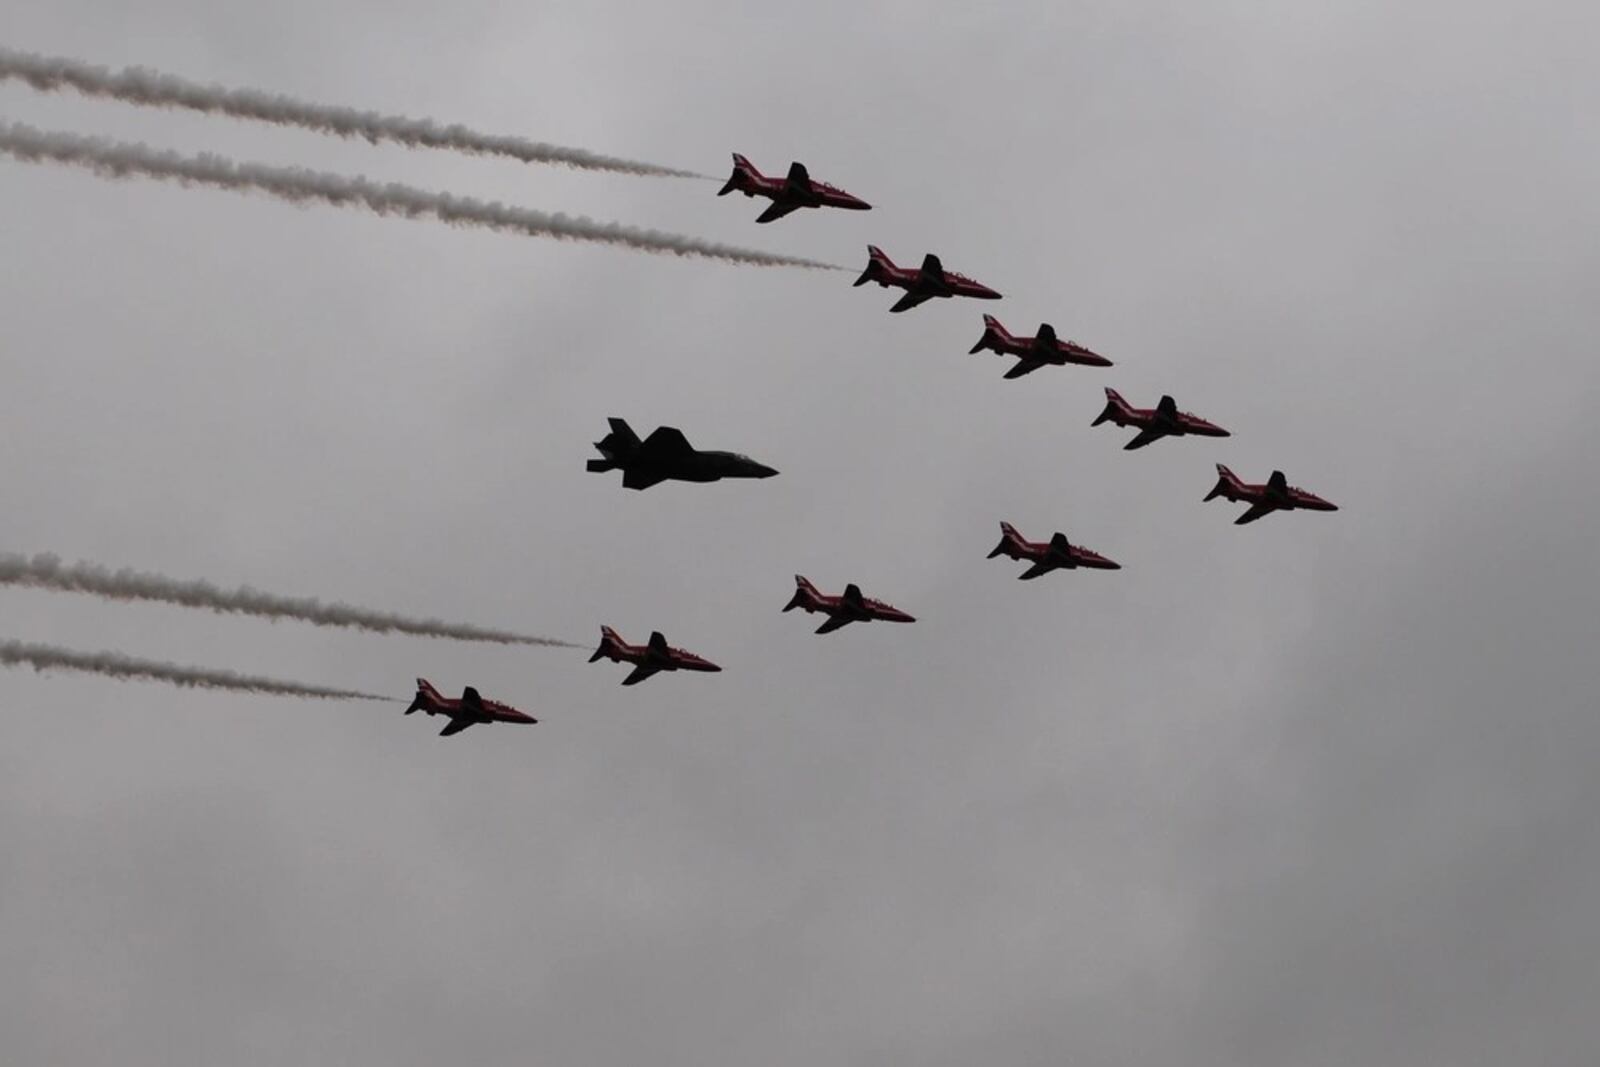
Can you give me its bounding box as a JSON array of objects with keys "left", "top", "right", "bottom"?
[
  {"left": 589, "top": 626, "right": 722, "bottom": 686},
  {"left": 1091, "top": 388, "right": 1230, "bottom": 450},
  {"left": 853, "top": 245, "right": 1001, "bottom": 313},
  {"left": 587, "top": 418, "right": 779, "bottom": 491},
  {"left": 1204, "top": 464, "right": 1339, "bottom": 524},
  {"left": 782, "top": 575, "right": 916, "bottom": 634},
  {"left": 969, "top": 315, "right": 1112, "bottom": 378},
  {"left": 404, "top": 678, "right": 538, "bottom": 737},
  {"left": 986, "top": 522, "right": 1121, "bottom": 579},
  {"left": 716, "top": 153, "right": 872, "bottom": 223}
]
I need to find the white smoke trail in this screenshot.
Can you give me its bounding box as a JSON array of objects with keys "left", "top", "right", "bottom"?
[
  {"left": 0, "top": 47, "right": 708, "bottom": 179},
  {"left": 0, "top": 639, "right": 390, "bottom": 701},
  {"left": 0, "top": 552, "right": 579, "bottom": 648},
  {"left": 0, "top": 122, "right": 845, "bottom": 270}
]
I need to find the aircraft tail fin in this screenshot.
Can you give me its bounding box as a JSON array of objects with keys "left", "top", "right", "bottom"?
[
  {"left": 854, "top": 245, "right": 894, "bottom": 287},
  {"left": 783, "top": 574, "right": 819, "bottom": 612},
  {"left": 407, "top": 677, "right": 439, "bottom": 715},
  {"left": 970, "top": 313, "right": 1009, "bottom": 354},
  {"left": 1205, "top": 463, "right": 1241, "bottom": 501},
  {"left": 988, "top": 521, "right": 1022, "bottom": 558},
  {"left": 589, "top": 626, "right": 622, "bottom": 663},
  {"left": 718, "top": 152, "right": 758, "bottom": 196},
  {"left": 1093, "top": 387, "right": 1129, "bottom": 426}
]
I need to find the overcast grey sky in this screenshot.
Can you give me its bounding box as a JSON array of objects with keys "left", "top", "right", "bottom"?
[{"left": 2, "top": 2, "right": 1597, "bottom": 1064}]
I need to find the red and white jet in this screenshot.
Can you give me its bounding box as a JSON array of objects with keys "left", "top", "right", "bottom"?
[
  {"left": 404, "top": 678, "right": 538, "bottom": 737},
  {"left": 1204, "top": 464, "right": 1339, "bottom": 525},
  {"left": 986, "top": 522, "right": 1121, "bottom": 579},
  {"left": 782, "top": 575, "right": 916, "bottom": 634},
  {"left": 589, "top": 626, "right": 722, "bottom": 686},
  {"left": 1092, "top": 388, "right": 1230, "bottom": 450},
  {"left": 717, "top": 153, "right": 872, "bottom": 224},
  {"left": 853, "top": 245, "right": 1002, "bottom": 313},
  {"left": 969, "top": 315, "right": 1112, "bottom": 378}
]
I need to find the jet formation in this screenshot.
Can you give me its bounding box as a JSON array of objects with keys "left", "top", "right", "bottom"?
[{"left": 412, "top": 149, "right": 1339, "bottom": 734}]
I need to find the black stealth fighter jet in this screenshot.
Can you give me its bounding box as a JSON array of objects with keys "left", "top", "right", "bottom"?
[{"left": 586, "top": 418, "right": 779, "bottom": 491}]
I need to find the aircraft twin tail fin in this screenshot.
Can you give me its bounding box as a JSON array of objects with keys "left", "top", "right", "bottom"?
[{"left": 590, "top": 418, "right": 642, "bottom": 471}]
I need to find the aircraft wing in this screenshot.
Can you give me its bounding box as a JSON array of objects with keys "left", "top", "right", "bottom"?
[
  {"left": 1234, "top": 502, "right": 1278, "bottom": 525},
  {"left": 756, "top": 200, "right": 802, "bottom": 223},
  {"left": 641, "top": 426, "right": 695, "bottom": 459},
  {"left": 814, "top": 615, "right": 854, "bottom": 635},
  {"left": 1018, "top": 561, "right": 1057, "bottom": 580},
  {"left": 621, "top": 663, "right": 661, "bottom": 686},
  {"left": 1123, "top": 426, "right": 1166, "bottom": 450},
  {"left": 439, "top": 717, "right": 475, "bottom": 737},
  {"left": 1003, "top": 358, "right": 1046, "bottom": 379},
  {"left": 622, "top": 467, "right": 667, "bottom": 491},
  {"left": 889, "top": 291, "right": 933, "bottom": 313}
]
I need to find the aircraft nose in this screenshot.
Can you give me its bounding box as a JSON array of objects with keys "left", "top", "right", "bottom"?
[{"left": 752, "top": 463, "right": 780, "bottom": 478}]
